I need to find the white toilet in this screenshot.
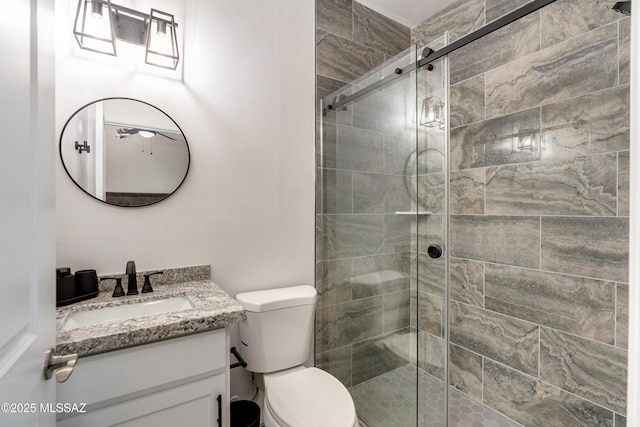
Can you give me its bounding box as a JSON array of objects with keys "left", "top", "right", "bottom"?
[{"left": 235, "top": 285, "right": 358, "bottom": 427}]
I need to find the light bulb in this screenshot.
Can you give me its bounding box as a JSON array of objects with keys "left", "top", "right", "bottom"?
[
  {"left": 91, "top": 0, "right": 103, "bottom": 19},
  {"left": 157, "top": 20, "right": 167, "bottom": 37},
  {"left": 138, "top": 130, "right": 156, "bottom": 138}
]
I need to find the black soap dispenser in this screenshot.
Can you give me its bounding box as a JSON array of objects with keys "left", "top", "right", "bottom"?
[{"left": 56, "top": 267, "right": 76, "bottom": 306}]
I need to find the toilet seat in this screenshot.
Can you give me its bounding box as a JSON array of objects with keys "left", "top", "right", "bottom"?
[{"left": 265, "top": 367, "right": 357, "bottom": 427}]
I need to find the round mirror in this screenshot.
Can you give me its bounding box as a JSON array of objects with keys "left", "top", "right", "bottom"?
[{"left": 60, "top": 98, "right": 190, "bottom": 207}]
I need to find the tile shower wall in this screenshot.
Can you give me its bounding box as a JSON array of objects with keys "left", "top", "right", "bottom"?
[
  {"left": 315, "top": 1, "right": 412, "bottom": 388},
  {"left": 414, "top": 0, "right": 630, "bottom": 425}
]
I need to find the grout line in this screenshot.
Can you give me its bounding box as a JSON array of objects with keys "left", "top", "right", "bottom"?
[
  {"left": 539, "top": 215, "right": 542, "bottom": 270},
  {"left": 614, "top": 283, "right": 618, "bottom": 347},
  {"left": 537, "top": 325, "right": 541, "bottom": 380},
  {"left": 481, "top": 355, "right": 485, "bottom": 403},
  {"left": 617, "top": 151, "right": 620, "bottom": 217}
]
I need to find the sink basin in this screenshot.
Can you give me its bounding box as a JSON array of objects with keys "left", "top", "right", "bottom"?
[{"left": 62, "top": 296, "right": 193, "bottom": 330}]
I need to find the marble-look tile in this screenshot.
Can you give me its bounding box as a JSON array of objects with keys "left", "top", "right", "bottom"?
[
  {"left": 541, "top": 85, "right": 630, "bottom": 160},
  {"left": 451, "top": 301, "right": 539, "bottom": 375},
  {"left": 316, "top": 0, "right": 352, "bottom": 39},
  {"left": 541, "top": 216, "right": 629, "bottom": 282},
  {"left": 316, "top": 214, "right": 323, "bottom": 263},
  {"left": 353, "top": 172, "right": 410, "bottom": 214},
  {"left": 316, "top": 259, "right": 353, "bottom": 307},
  {"left": 485, "top": 153, "right": 618, "bottom": 216},
  {"left": 450, "top": 12, "right": 540, "bottom": 85},
  {"left": 336, "top": 295, "right": 384, "bottom": 347},
  {"left": 616, "top": 413, "right": 627, "bottom": 427},
  {"left": 616, "top": 283, "right": 629, "bottom": 349},
  {"left": 353, "top": 2, "right": 410, "bottom": 57},
  {"left": 411, "top": 0, "right": 484, "bottom": 46},
  {"left": 618, "top": 151, "right": 630, "bottom": 216},
  {"left": 483, "top": 359, "right": 614, "bottom": 427},
  {"left": 351, "top": 253, "right": 410, "bottom": 299},
  {"left": 450, "top": 169, "right": 485, "bottom": 214},
  {"left": 317, "top": 75, "right": 348, "bottom": 105},
  {"left": 418, "top": 60, "right": 445, "bottom": 99},
  {"left": 417, "top": 330, "right": 445, "bottom": 381},
  {"left": 449, "top": 343, "right": 483, "bottom": 400},
  {"left": 450, "top": 215, "right": 540, "bottom": 268},
  {"left": 382, "top": 59, "right": 417, "bottom": 101},
  {"left": 540, "top": 0, "right": 621, "bottom": 48},
  {"left": 450, "top": 258, "right": 484, "bottom": 307},
  {"left": 322, "top": 168, "right": 352, "bottom": 214},
  {"left": 540, "top": 327, "right": 627, "bottom": 413},
  {"left": 322, "top": 121, "right": 337, "bottom": 169},
  {"left": 384, "top": 131, "right": 415, "bottom": 175},
  {"left": 352, "top": 328, "right": 411, "bottom": 385},
  {"left": 413, "top": 128, "right": 446, "bottom": 174},
  {"left": 383, "top": 214, "right": 413, "bottom": 254},
  {"left": 352, "top": 89, "right": 408, "bottom": 136},
  {"left": 316, "top": 29, "right": 386, "bottom": 83},
  {"left": 322, "top": 214, "right": 384, "bottom": 260},
  {"left": 485, "top": 263, "right": 616, "bottom": 343},
  {"left": 417, "top": 291, "right": 443, "bottom": 337},
  {"left": 316, "top": 167, "right": 322, "bottom": 215},
  {"left": 449, "top": 75, "right": 485, "bottom": 128},
  {"left": 415, "top": 213, "right": 445, "bottom": 255},
  {"left": 450, "top": 108, "right": 541, "bottom": 171},
  {"left": 383, "top": 290, "right": 410, "bottom": 333},
  {"left": 486, "top": 0, "right": 533, "bottom": 22},
  {"left": 336, "top": 125, "right": 384, "bottom": 173},
  {"left": 337, "top": 345, "right": 352, "bottom": 387},
  {"left": 485, "top": 24, "right": 618, "bottom": 118},
  {"left": 321, "top": 0, "right": 352, "bottom": 11},
  {"left": 316, "top": 304, "right": 338, "bottom": 351},
  {"left": 411, "top": 253, "right": 446, "bottom": 297},
  {"left": 619, "top": 18, "right": 630, "bottom": 85},
  {"left": 414, "top": 173, "right": 445, "bottom": 214}
]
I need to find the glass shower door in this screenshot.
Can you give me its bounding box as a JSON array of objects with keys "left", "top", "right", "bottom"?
[
  {"left": 413, "top": 35, "right": 449, "bottom": 427},
  {"left": 317, "top": 44, "right": 427, "bottom": 427}
]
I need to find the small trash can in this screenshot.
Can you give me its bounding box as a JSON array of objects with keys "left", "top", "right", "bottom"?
[{"left": 230, "top": 400, "right": 260, "bottom": 427}]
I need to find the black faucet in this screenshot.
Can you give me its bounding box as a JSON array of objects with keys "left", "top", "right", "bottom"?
[
  {"left": 101, "top": 276, "right": 125, "bottom": 297},
  {"left": 126, "top": 261, "right": 138, "bottom": 295},
  {"left": 142, "top": 271, "right": 163, "bottom": 293}
]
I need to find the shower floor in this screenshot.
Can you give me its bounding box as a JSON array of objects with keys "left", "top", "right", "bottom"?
[{"left": 349, "top": 364, "right": 521, "bottom": 427}]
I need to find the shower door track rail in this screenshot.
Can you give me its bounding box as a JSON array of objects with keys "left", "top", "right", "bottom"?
[{"left": 325, "top": 0, "right": 558, "bottom": 112}]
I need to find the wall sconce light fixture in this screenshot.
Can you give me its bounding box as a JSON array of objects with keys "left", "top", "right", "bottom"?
[
  {"left": 516, "top": 129, "right": 544, "bottom": 152},
  {"left": 73, "top": 0, "right": 180, "bottom": 70},
  {"left": 420, "top": 96, "right": 445, "bottom": 129}
]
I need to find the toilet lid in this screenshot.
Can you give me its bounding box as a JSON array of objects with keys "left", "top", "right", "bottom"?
[{"left": 265, "top": 367, "right": 357, "bottom": 427}]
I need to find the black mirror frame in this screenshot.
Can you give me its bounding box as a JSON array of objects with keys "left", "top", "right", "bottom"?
[{"left": 59, "top": 97, "right": 190, "bottom": 208}]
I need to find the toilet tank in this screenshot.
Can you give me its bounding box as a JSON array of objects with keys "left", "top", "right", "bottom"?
[{"left": 235, "top": 285, "right": 317, "bottom": 373}]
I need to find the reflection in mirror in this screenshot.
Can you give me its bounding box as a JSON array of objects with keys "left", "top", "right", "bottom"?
[{"left": 60, "top": 98, "right": 190, "bottom": 207}]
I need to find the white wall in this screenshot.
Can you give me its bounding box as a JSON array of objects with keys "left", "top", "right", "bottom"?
[{"left": 55, "top": 0, "right": 315, "bottom": 295}]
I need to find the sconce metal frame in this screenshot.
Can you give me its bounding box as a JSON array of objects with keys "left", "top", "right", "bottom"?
[
  {"left": 73, "top": 0, "right": 117, "bottom": 56},
  {"left": 73, "top": 0, "right": 180, "bottom": 69},
  {"left": 145, "top": 9, "right": 180, "bottom": 70}
]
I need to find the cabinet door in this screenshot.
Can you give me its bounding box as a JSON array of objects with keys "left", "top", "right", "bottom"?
[{"left": 57, "top": 375, "right": 225, "bottom": 427}]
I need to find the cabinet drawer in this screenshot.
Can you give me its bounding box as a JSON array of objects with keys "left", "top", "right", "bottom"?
[
  {"left": 58, "top": 329, "right": 227, "bottom": 407},
  {"left": 57, "top": 375, "right": 225, "bottom": 427}
]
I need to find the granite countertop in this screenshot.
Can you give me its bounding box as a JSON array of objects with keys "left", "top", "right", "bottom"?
[{"left": 56, "top": 269, "right": 245, "bottom": 357}]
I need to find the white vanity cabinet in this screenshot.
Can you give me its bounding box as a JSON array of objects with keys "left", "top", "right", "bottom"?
[{"left": 56, "top": 329, "right": 230, "bottom": 427}]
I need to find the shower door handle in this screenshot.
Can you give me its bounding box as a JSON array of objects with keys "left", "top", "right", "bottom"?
[{"left": 427, "top": 245, "right": 443, "bottom": 259}]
